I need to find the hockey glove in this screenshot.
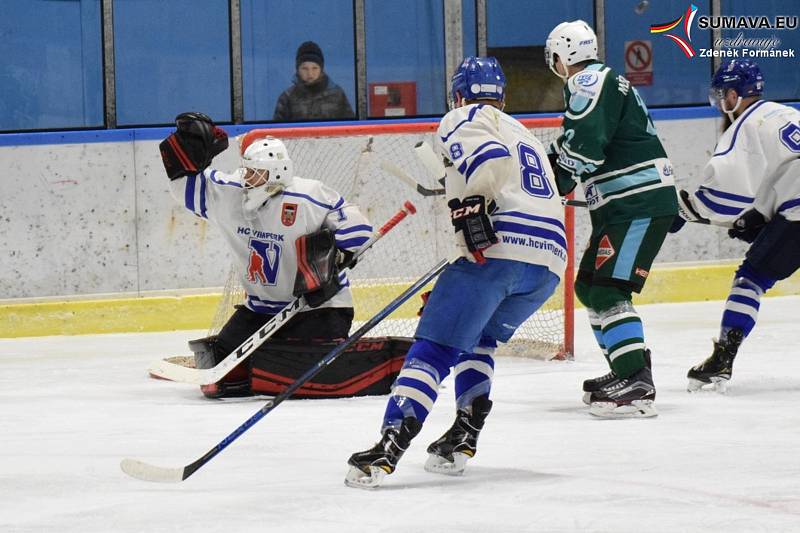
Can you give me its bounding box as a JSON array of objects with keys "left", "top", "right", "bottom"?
[
  {"left": 676, "top": 189, "right": 710, "bottom": 225},
  {"left": 668, "top": 214, "right": 687, "bottom": 234},
  {"left": 728, "top": 208, "right": 767, "bottom": 243},
  {"left": 548, "top": 152, "right": 577, "bottom": 196},
  {"left": 448, "top": 195, "right": 498, "bottom": 263},
  {"left": 293, "top": 229, "right": 341, "bottom": 307},
  {"left": 159, "top": 112, "right": 229, "bottom": 180},
  {"left": 336, "top": 249, "right": 357, "bottom": 270}
]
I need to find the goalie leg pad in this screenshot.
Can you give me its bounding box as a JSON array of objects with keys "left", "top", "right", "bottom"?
[
  {"left": 250, "top": 336, "right": 412, "bottom": 398},
  {"left": 195, "top": 307, "right": 264, "bottom": 399}
]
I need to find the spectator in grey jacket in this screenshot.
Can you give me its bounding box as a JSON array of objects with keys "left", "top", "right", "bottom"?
[{"left": 273, "top": 41, "right": 355, "bottom": 122}]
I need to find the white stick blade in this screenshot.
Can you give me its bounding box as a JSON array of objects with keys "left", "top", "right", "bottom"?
[
  {"left": 379, "top": 159, "right": 417, "bottom": 188},
  {"left": 120, "top": 458, "right": 185, "bottom": 483},
  {"left": 146, "top": 359, "right": 218, "bottom": 386}
]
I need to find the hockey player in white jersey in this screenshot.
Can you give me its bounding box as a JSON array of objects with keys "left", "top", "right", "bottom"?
[
  {"left": 158, "top": 113, "right": 399, "bottom": 399},
  {"left": 345, "top": 57, "right": 566, "bottom": 489},
  {"left": 670, "top": 59, "right": 800, "bottom": 392}
]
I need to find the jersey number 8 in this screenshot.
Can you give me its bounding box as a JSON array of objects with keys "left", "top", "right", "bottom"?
[
  {"left": 517, "top": 142, "right": 554, "bottom": 199},
  {"left": 779, "top": 123, "right": 800, "bottom": 153}
]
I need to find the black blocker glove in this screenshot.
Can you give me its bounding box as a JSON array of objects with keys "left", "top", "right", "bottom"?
[{"left": 728, "top": 209, "right": 767, "bottom": 243}]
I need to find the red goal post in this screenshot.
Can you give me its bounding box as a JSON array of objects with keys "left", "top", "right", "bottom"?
[{"left": 221, "top": 118, "right": 574, "bottom": 360}]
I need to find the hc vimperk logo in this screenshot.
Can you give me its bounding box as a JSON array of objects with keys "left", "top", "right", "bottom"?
[
  {"left": 247, "top": 239, "right": 281, "bottom": 285},
  {"left": 650, "top": 4, "right": 699, "bottom": 58}
]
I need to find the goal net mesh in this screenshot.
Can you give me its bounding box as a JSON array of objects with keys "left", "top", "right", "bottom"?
[{"left": 209, "top": 120, "right": 573, "bottom": 359}]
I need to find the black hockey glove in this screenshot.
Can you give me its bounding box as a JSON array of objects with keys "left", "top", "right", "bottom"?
[
  {"left": 728, "top": 208, "right": 767, "bottom": 243},
  {"left": 548, "top": 152, "right": 577, "bottom": 196},
  {"left": 336, "top": 249, "right": 357, "bottom": 270},
  {"left": 677, "top": 189, "right": 710, "bottom": 225},
  {"left": 159, "top": 112, "right": 229, "bottom": 180},
  {"left": 668, "top": 214, "right": 687, "bottom": 234},
  {"left": 448, "top": 195, "right": 498, "bottom": 263}
]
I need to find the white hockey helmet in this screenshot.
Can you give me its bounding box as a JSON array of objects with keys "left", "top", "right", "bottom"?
[
  {"left": 240, "top": 135, "right": 294, "bottom": 210},
  {"left": 545, "top": 20, "right": 598, "bottom": 79}
]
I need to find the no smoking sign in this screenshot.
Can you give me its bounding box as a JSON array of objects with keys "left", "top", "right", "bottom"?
[{"left": 624, "top": 40, "right": 653, "bottom": 86}]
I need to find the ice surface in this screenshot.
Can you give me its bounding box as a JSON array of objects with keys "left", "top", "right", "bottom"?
[{"left": 1, "top": 297, "right": 799, "bottom": 532}]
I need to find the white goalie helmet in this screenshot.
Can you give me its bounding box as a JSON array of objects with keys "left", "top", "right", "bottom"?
[
  {"left": 545, "top": 20, "right": 598, "bottom": 79},
  {"left": 240, "top": 135, "right": 294, "bottom": 211}
]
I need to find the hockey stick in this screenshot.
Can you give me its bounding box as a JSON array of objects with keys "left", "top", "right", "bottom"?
[
  {"left": 121, "top": 257, "right": 450, "bottom": 483},
  {"left": 380, "top": 159, "right": 445, "bottom": 197},
  {"left": 378, "top": 158, "right": 589, "bottom": 208},
  {"left": 414, "top": 141, "right": 446, "bottom": 184},
  {"left": 147, "top": 201, "right": 417, "bottom": 385}
]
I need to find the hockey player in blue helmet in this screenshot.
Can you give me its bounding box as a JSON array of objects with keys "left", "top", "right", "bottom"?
[
  {"left": 448, "top": 55, "right": 506, "bottom": 109},
  {"left": 708, "top": 58, "right": 765, "bottom": 124},
  {"left": 671, "top": 59, "right": 800, "bottom": 393},
  {"left": 345, "top": 56, "right": 566, "bottom": 488}
]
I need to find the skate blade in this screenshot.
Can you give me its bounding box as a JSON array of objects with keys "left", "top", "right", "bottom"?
[
  {"left": 424, "top": 452, "right": 469, "bottom": 476},
  {"left": 589, "top": 399, "right": 657, "bottom": 418},
  {"left": 687, "top": 377, "right": 729, "bottom": 394},
  {"left": 344, "top": 465, "right": 388, "bottom": 489}
]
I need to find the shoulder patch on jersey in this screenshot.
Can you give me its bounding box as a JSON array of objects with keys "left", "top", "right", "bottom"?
[
  {"left": 569, "top": 67, "right": 608, "bottom": 99},
  {"left": 566, "top": 66, "right": 611, "bottom": 119}
]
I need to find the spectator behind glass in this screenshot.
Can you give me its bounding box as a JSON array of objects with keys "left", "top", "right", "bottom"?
[{"left": 273, "top": 41, "right": 355, "bottom": 122}]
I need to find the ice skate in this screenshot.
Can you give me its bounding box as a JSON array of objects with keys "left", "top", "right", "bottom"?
[
  {"left": 583, "top": 350, "right": 650, "bottom": 404},
  {"left": 345, "top": 417, "right": 421, "bottom": 489},
  {"left": 424, "top": 396, "right": 492, "bottom": 476},
  {"left": 588, "top": 365, "right": 657, "bottom": 418},
  {"left": 687, "top": 329, "right": 743, "bottom": 393}
]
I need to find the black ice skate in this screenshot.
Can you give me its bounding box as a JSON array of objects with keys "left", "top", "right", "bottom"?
[
  {"left": 687, "top": 329, "right": 743, "bottom": 393},
  {"left": 424, "top": 395, "right": 493, "bottom": 476},
  {"left": 588, "top": 365, "right": 657, "bottom": 418},
  {"left": 582, "top": 350, "right": 651, "bottom": 405},
  {"left": 344, "top": 417, "right": 422, "bottom": 489}
]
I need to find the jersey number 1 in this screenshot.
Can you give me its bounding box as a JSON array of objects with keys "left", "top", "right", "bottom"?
[{"left": 517, "top": 142, "right": 554, "bottom": 199}]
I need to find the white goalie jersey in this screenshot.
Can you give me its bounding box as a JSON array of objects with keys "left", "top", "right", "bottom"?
[
  {"left": 691, "top": 100, "right": 800, "bottom": 224},
  {"left": 435, "top": 103, "right": 567, "bottom": 279},
  {"left": 170, "top": 171, "right": 372, "bottom": 314}
]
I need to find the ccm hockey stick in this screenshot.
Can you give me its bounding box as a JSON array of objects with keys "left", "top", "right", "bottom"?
[
  {"left": 379, "top": 157, "right": 589, "bottom": 208},
  {"left": 121, "top": 257, "right": 450, "bottom": 483},
  {"left": 147, "top": 201, "right": 417, "bottom": 385}
]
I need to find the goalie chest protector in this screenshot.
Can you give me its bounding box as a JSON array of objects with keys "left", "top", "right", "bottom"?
[{"left": 250, "top": 337, "right": 412, "bottom": 398}]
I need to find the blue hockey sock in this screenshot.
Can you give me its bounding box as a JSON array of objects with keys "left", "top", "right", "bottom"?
[
  {"left": 454, "top": 336, "right": 496, "bottom": 410},
  {"left": 382, "top": 339, "right": 459, "bottom": 429},
  {"left": 721, "top": 264, "right": 774, "bottom": 339}
]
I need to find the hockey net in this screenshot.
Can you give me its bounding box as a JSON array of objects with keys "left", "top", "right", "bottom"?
[{"left": 210, "top": 119, "right": 575, "bottom": 359}]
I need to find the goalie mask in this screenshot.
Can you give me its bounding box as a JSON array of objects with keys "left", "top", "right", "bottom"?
[
  {"left": 545, "top": 20, "right": 598, "bottom": 79},
  {"left": 240, "top": 135, "right": 294, "bottom": 211}
]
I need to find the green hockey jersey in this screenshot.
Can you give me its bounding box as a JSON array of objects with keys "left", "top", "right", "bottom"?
[{"left": 554, "top": 62, "right": 677, "bottom": 223}]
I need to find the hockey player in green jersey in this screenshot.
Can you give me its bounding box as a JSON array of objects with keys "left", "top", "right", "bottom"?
[{"left": 545, "top": 20, "right": 678, "bottom": 418}]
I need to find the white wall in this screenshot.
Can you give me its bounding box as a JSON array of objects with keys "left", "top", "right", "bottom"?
[{"left": 0, "top": 115, "right": 745, "bottom": 299}]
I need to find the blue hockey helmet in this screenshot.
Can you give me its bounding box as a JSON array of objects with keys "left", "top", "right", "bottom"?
[
  {"left": 709, "top": 59, "right": 764, "bottom": 111},
  {"left": 450, "top": 56, "right": 506, "bottom": 109}
]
